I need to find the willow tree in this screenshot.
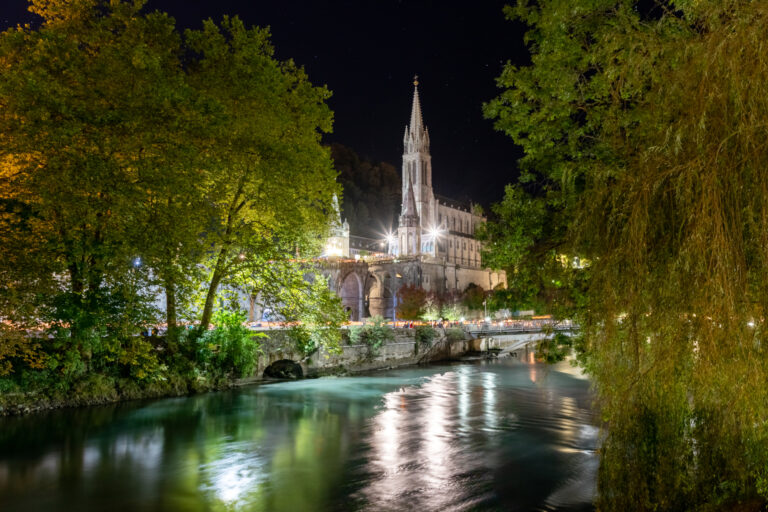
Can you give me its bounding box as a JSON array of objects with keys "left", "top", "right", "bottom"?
[{"left": 485, "top": 1, "right": 768, "bottom": 509}]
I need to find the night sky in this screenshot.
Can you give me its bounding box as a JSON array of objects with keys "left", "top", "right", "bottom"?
[{"left": 2, "top": 1, "right": 529, "bottom": 207}]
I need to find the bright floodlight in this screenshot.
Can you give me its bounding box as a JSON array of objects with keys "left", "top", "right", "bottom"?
[
  {"left": 427, "top": 226, "right": 443, "bottom": 239},
  {"left": 385, "top": 232, "right": 395, "bottom": 244}
]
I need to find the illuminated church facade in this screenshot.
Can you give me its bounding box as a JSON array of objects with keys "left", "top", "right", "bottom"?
[
  {"left": 318, "top": 78, "right": 505, "bottom": 320},
  {"left": 388, "top": 78, "right": 485, "bottom": 269}
]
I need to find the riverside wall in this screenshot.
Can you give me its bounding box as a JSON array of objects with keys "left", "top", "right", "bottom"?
[{"left": 242, "top": 329, "right": 555, "bottom": 383}]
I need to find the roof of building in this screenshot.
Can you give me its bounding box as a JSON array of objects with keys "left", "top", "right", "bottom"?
[{"left": 435, "top": 193, "right": 473, "bottom": 212}]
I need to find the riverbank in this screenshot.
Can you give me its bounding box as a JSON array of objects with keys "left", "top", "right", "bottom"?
[{"left": 0, "top": 329, "right": 552, "bottom": 416}]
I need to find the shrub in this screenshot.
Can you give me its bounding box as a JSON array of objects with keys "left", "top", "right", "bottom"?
[
  {"left": 288, "top": 324, "right": 341, "bottom": 357},
  {"left": 288, "top": 325, "right": 314, "bottom": 355},
  {"left": 537, "top": 332, "right": 573, "bottom": 364},
  {"left": 414, "top": 325, "right": 437, "bottom": 345},
  {"left": 349, "top": 315, "right": 394, "bottom": 356},
  {"left": 190, "top": 310, "right": 264, "bottom": 378},
  {"left": 117, "top": 336, "right": 161, "bottom": 380},
  {"left": 445, "top": 327, "right": 465, "bottom": 342},
  {"left": 71, "top": 373, "right": 118, "bottom": 405}
]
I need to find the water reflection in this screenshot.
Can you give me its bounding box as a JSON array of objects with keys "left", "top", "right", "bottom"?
[{"left": 0, "top": 357, "right": 596, "bottom": 511}]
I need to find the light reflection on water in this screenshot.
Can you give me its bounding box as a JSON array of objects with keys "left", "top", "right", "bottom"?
[{"left": 0, "top": 354, "right": 596, "bottom": 511}]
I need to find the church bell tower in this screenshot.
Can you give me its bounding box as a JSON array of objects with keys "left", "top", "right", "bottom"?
[{"left": 401, "top": 76, "right": 436, "bottom": 231}]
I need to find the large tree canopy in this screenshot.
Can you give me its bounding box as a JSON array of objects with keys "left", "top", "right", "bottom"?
[
  {"left": 485, "top": 0, "right": 768, "bottom": 509},
  {"left": 0, "top": 0, "right": 343, "bottom": 388}
]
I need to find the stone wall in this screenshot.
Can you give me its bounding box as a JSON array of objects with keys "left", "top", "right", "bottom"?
[{"left": 240, "top": 329, "right": 553, "bottom": 384}]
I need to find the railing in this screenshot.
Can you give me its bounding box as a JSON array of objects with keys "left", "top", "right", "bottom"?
[{"left": 462, "top": 319, "right": 576, "bottom": 336}]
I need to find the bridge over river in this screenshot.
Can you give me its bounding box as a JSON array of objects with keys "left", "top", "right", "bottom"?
[{"left": 251, "top": 318, "right": 578, "bottom": 380}]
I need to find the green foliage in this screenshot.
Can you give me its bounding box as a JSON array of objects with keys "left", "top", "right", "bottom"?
[
  {"left": 536, "top": 332, "right": 572, "bottom": 364},
  {"left": 486, "top": 0, "right": 768, "bottom": 508},
  {"left": 414, "top": 325, "right": 437, "bottom": 345},
  {"left": 287, "top": 325, "right": 315, "bottom": 356},
  {"left": 197, "top": 310, "right": 263, "bottom": 379},
  {"left": 420, "top": 293, "right": 442, "bottom": 322},
  {"left": 461, "top": 283, "right": 486, "bottom": 312},
  {"left": 445, "top": 328, "right": 465, "bottom": 343},
  {"left": 256, "top": 271, "right": 346, "bottom": 355},
  {"left": 0, "top": 325, "right": 46, "bottom": 376},
  {"left": 442, "top": 305, "right": 463, "bottom": 322},
  {"left": 348, "top": 316, "right": 394, "bottom": 356},
  {"left": 0, "top": 0, "right": 341, "bottom": 409}
]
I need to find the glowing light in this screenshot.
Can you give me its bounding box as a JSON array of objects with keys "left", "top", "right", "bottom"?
[
  {"left": 426, "top": 225, "right": 444, "bottom": 240},
  {"left": 324, "top": 243, "right": 342, "bottom": 257},
  {"left": 132, "top": 257, "right": 141, "bottom": 268}
]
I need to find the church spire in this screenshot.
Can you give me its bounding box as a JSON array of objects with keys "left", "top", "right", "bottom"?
[{"left": 409, "top": 75, "right": 424, "bottom": 136}]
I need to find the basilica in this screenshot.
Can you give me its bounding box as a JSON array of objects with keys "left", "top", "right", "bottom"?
[
  {"left": 320, "top": 79, "right": 505, "bottom": 320},
  {"left": 388, "top": 77, "right": 485, "bottom": 269}
]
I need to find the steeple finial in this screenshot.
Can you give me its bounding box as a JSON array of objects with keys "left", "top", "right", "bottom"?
[{"left": 413, "top": 74, "right": 419, "bottom": 87}]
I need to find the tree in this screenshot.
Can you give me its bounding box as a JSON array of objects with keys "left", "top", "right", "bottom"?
[
  {"left": 461, "top": 283, "right": 486, "bottom": 314},
  {"left": 0, "top": 0, "right": 184, "bottom": 372},
  {"left": 183, "top": 17, "right": 338, "bottom": 332},
  {"left": 0, "top": 0, "right": 345, "bottom": 379},
  {"left": 486, "top": 1, "right": 768, "bottom": 508},
  {"left": 421, "top": 292, "right": 442, "bottom": 322},
  {"left": 396, "top": 284, "right": 427, "bottom": 321}
]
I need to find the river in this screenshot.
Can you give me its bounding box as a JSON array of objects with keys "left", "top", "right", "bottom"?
[{"left": 0, "top": 351, "right": 598, "bottom": 511}]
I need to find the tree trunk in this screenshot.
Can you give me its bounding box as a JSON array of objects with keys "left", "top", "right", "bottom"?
[
  {"left": 164, "top": 276, "right": 178, "bottom": 343},
  {"left": 198, "top": 178, "right": 244, "bottom": 333},
  {"left": 198, "top": 251, "right": 227, "bottom": 332}
]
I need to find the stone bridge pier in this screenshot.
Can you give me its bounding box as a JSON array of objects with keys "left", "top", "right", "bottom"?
[
  {"left": 319, "top": 258, "right": 424, "bottom": 321},
  {"left": 319, "top": 256, "right": 506, "bottom": 322}
]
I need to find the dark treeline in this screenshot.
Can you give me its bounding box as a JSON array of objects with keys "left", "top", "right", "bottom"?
[{"left": 331, "top": 143, "right": 400, "bottom": 239}]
